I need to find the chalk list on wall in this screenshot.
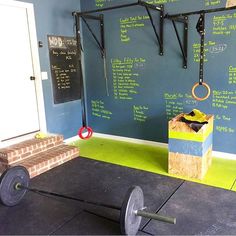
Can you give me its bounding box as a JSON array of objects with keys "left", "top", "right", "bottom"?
[
  {"left": 91, "top": 100, "right": 113, "bottom": 120},
  {"left": 228, "top": 65, "right": 236, "bottom": 84},
  {"left": 164, "top": 93, "right": 197, "bottom": 120},
  {"left": 120, "top": 15, "right": 149, "bottom": 43},
  {"left": 146, "top": 0, "right": 179, "bottom": 3},
  {"left": 111, "top": 57, "right": 145, "bottom": 100},
  {"left": 48, "top": 35, "right": 81, "bottom": 104},
  {"left": 192, "top": 40, "right": 227, "bottom": 63},
  {"left": 205, "top": 0, "right": 222, "bottom": 7},
  {"left": 133, "top": 105, "right": 149, "bottom": 122},
  {"left": 212, "top": 90, "right": 236, "bottom": 133},
  {"left": 95, "top": 0, "right": 179, "bottom": 8},
  {"left": 95, "top": 0, "right": 114, "bottom": 8},
  {"left": 212, "top": 13, "right": 236, "bottom": 35}
]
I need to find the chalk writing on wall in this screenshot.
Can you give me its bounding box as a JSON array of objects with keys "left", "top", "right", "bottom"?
[
  {"left": 215, "top": 125, "right": 235, "bottom": 133},
  {"left": 91, "top": 100, "right": 112, "bottom": 119},
  {"left": 205, "top": 0, "right": 221, "bottom": 7},
  {"left": 48, "top": 35, "right": 81, "bottom": 104},
  {"left": 95, "top": 0, "right": 114, "bottom": 8},
  {"left": 111, "top": 57, "right": 145, "bottom": 100},
  {"left": 133, "top": 105, "right": 149, "bottom": 122},
  {"left": 213, "top": 103, "right": 235, "bottom": 133},
  {"left": 228, "top": 65, "right": 236, "bottom": 84},
  {"left": 212, "top": 13, "right": 236, "bottom": 35},
  {"left": 120, "top": 15, "right": 149, "bottom": 43},
  {"left": 164, "top": 93, "right": 184, "bottom": 120},
  {"left": 164, "top": 93, "right": 198, "bottom": 120},
  {"left": 146, "top": 0, "right": 179, "bottom": 4},
  {"left": 95, "top": 0, "right": 179, "bottom": 8},
  {"left": 212, "top": 90, "right": 236, "bottom": 109},
  {"left": 192, "top": 41, "right": 217, "bottom": 63}
]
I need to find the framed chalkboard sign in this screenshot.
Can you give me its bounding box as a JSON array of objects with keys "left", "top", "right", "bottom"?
[{"left": 48, "top": 35, "right": 81, "bottom": 104}]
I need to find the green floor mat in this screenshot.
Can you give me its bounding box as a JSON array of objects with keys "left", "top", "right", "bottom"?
[{"left": 72, "top": 137, "right": 236, "bottom": 191}]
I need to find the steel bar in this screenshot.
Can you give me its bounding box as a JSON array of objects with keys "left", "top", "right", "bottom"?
[
  {"left": 183, "top": 17, "right": 188, "bottom": 69},
  {"left": 100, "top": 14, "right": 109, "bottom": 96},
  {"left": 166, "top": 5, "right": 236, "bottom": 19},
  {"left": 19, "top": 184, "right": 121, "bottom": 211},
  {"left": 73, "top": 0, "right": 162, "bottom": 16},
  {"left": 81, "top": 16, "right": 104, "bottom": 53},
  {"left": 197, "top": 13, "right": 205, "bottom": 85},
  {"left": 136, "top": 210, "right": 176, "bottom": 224},
  {"left": 73, "top": 2, "right": 139, "bottom": 16},
  {"left": 159, "top": 5, "right": 164, "bottom": 56},
  {"left": 172, "top": 19, "right": 187, "bottom": 68},
  {"left": 82, "top": 14, "right": 101, "bottom": 20},
  {"left": 75, "top": 14, "right": 87, "bottom": 127},
  {"left": 100, "top": 14, "right": 105, "bottom": 56},
  {"left": 138, "top": 0, "right": 162, "bottom": 11},
  {"left": 145, "top": 6, "right": 162, "bottom": 54}
]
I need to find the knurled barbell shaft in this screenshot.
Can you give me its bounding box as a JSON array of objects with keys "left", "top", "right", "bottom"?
[
  {"left": 15, "top": 183, "right": 176, "bottom": 225},
  {"left": 135, "top": 210, "right": 176, "bottom": 224},
  {"left": 16, "top": 183, "right": 121, "bottom": 210}
]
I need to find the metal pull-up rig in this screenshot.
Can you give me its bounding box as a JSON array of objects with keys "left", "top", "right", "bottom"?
[
  {"left": 73, "top": 2, "right": 236, "bottom": 138},
  {"left": 165, "top": 5, "right": 236, "bottom": 101},
  {"left": 72, "top": 0, "right": 164, "bottom": 139}
]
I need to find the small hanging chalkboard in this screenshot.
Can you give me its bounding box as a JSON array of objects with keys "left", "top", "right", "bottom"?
[{"left": 48, "top": 35, "right": 81, "bottom": 104}]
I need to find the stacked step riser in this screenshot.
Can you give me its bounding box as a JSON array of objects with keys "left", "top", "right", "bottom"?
[
  {"left": 0, "top": 135, "right": 79, "bottom": 178},
  {"left": 0, "top": 136, "right": 64, "bottom": 165}
]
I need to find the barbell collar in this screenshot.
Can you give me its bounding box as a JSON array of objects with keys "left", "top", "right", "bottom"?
[{"left": 135, "top": 210, "right": 176, "bottom": 224}]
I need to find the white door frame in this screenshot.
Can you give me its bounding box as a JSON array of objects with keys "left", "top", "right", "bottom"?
[{"left": 0, "top": 0, "right": 46, "bottom": 146}]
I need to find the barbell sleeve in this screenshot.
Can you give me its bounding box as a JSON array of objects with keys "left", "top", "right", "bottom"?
[{"left": 135, "top": 210, "right": 176, "bottom": 224}]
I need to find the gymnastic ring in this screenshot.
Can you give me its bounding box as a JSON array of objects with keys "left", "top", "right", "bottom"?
[
  {"left": 78, "top": 126, "right": 93, "bottom": 140},
  {"left": 191, "top": 82, "right": 211, "bottom": 101}
]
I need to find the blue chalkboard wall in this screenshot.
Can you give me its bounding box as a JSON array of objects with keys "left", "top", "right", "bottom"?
[{"left": 80, "top": 0, "right": 236, "bottom": 155}]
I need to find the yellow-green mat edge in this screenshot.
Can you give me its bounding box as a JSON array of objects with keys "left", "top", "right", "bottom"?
[{"left": 71, "top": 137, "right": 236, "bottom": 191}]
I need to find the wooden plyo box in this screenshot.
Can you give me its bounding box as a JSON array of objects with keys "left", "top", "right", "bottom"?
[{"left": 168, "top": 114, "right": 214, "bottom": 180}]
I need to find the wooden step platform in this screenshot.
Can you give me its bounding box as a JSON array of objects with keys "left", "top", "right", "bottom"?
[{"left": 0, "top": 135, "right": 79, "bottom": 178}]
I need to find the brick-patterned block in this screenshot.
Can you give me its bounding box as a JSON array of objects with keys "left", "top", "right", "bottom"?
[
  {"left": 12, "top": 144, "right": 79, "bottom": 178},
  {"left": 0, "top": 135, "right": 64, "bottom": 165}
]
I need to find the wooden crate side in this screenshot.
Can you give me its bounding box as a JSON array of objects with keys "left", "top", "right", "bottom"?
[
  {"left": 168, "top": 146, "right": 212, "bottom": 180},
  {"left": 168, "top": 132, "right": 213, "bottom": 157},
  {"left": 168, "top": 115, "right": 214, "bottom": 142},
  {"left": 201, "top": 146, "right": 213, "bottom": 177}
]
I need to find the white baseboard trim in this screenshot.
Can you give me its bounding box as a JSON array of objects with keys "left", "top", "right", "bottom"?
[
  {"left": 212, "top": 151, "right": 236, "bottom": 160},
  {"left": 93, "top": 132, "right": 168, "bottom": 148},
  {"left": 64, "top": 133, "right": 236, "bottom": 160},
  {"left": 64, "top": 135, "right": 80, "bottom": 144}
]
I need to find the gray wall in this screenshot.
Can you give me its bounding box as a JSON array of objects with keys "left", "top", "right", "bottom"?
[
  {"left": 81, "top": 0, "right": 236, "bottom": 154},
  {"left": 20, "top": 0, "right": 82, "bottom": 139}
]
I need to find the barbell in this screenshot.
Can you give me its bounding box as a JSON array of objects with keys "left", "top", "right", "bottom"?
[{"left": 0, "top": 166, "right": 176, "bottom": 235}]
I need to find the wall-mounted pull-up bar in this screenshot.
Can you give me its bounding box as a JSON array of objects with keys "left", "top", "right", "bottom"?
[
  {"left": 73, "top": 0, "right": 164, "bottom": 56},
  {"left": 166, "top": 5, "right": 236, "bottom": 101},
  {"left": 166, "top": 4, "right": 236, "bottom": 18},
  {"left": 75, "top": 0, "right": 162, "bottom": 16},
  {"left": 73, "top": 0, "right": 164, "bottom": 139},
  {"left": 73, "top": 2, "right": 236, "bottom": 136}
]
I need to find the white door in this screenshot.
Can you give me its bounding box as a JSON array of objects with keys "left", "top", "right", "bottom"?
[{"left": 0, "top": 1, "right": 41, "bottom": 141}]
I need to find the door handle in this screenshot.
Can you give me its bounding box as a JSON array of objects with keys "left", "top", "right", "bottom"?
[{"left": 30, "top": 76, "right": 36, "bottom": 81}]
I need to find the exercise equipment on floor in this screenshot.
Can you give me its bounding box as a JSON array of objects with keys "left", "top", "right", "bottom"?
[{"left": 0, "top": 166, "right": 176, "bottom": 236}]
